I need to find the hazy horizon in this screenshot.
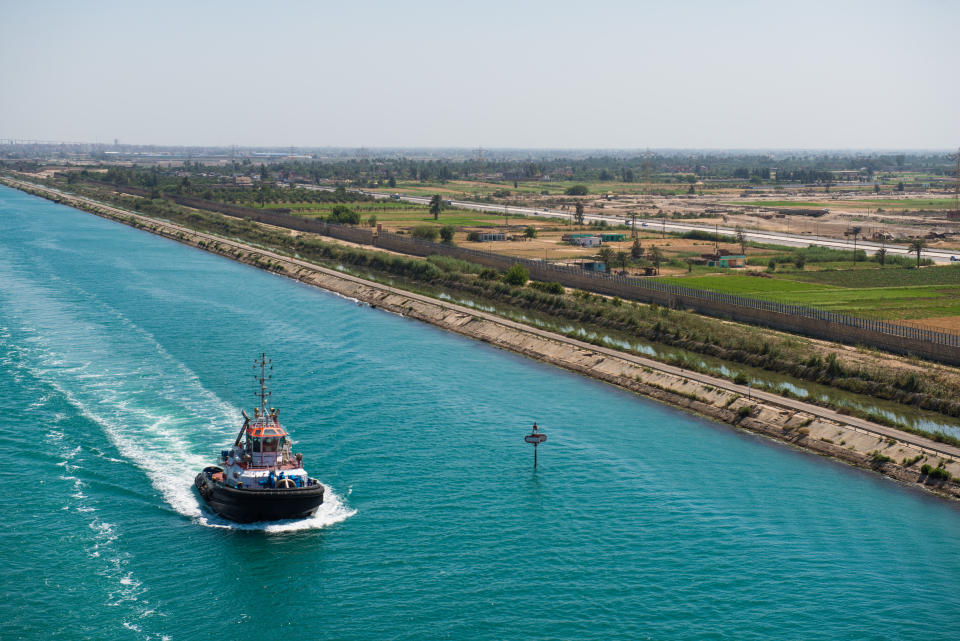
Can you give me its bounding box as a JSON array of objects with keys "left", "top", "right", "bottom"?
[{"left": 2, "top": 0, "right": 958, "bottom": 149}]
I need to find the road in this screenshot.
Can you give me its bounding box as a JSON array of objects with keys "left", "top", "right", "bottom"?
[{"left": 308, "top": 185, "right": 958, "bottom": 264}]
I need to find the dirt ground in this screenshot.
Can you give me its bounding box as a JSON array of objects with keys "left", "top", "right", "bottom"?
[
  {"left": 457, "top": 230, "right": 750, "bottom": 276},
  {"left": 902, "top": 316, "right": 960, "bottom": 332}
]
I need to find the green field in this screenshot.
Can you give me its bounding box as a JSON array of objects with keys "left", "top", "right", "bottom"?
[
  {"left": 790, "top": 265, "right": 960, "bottom": 288},
  {"left": 659, "top": 268, "right": 960, "bottom": 320},
  {"left": 848, "top": 198, "right": 957, "bottom": 209}
]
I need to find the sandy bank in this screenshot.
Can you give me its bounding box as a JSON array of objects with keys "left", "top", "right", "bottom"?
[{"left": 5, "top": 177, "right": 959, "bottom": 500}]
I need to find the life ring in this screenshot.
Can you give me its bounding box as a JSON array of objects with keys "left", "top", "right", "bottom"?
[{"left": 277, "top": 478, "right": 296, "bottom": 489}]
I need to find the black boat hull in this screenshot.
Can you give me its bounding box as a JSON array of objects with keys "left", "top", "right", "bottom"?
[{"left": 195, "top": 467, "right": 324, "bottom": 523}]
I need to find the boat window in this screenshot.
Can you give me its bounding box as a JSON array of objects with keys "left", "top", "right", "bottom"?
[
  {"left": 262, "top": 437, "right": 279, "bottom": 452},
  {"left": 251, "top": 437, "right": 261, "bottom": 453}
]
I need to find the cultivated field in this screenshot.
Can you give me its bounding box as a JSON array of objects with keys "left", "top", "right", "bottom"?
[{"left": 660, "top": 267, "right": 960, "bottom": 321}]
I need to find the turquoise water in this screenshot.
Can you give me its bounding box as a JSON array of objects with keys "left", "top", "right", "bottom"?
[{"left": 2, "top": 183, "right": 959, "bottom": 640}]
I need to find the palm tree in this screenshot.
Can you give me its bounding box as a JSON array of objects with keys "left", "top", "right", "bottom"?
[
  {"left": 648, "top": 246, "right": 663, "bottom": 274},
  {"left": 596, "top": 246, "right": 615, "bottom": 272},
  {"left": 909, "top": 238, "right": 926, "bottom": 268},
  {"left": 429, "top": 194, "right": 442, "bottom": 220},
  {"left": 847, "top": 226, "right": 862, "bottom": 266},
  {"left": 574, "top": 202, "right": 585, "bottom": 229},
  {"left": 615, "top": 251, "right": 629, "bottom": 273},
  {"left": 735, "top": 225, "right": 746, "bottom": 255}
]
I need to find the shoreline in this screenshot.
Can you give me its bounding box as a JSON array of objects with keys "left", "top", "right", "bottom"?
[{"left": 4, "top": 177, "right": 959, "bottom": 500}]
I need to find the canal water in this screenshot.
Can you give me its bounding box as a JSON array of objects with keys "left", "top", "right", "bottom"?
[{"left": 2, "top": 185, "right": 959, "bottom": 640}]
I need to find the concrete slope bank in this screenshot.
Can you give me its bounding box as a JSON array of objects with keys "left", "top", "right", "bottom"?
[{"left": 4, "top": 177, "right": 959, "bottom": 500}]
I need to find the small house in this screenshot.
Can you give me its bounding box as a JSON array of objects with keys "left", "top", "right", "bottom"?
[
  {"left": 702, "top": 253, "right": 746, "bottom": 268},
  {"left": 581, "top": 261, "right": 606, "bottom": 272},
  {"left": 599, "top": 233, "right": 626, "bottom": 242},
  {"left": 571, "top": 236, "right": 602, "bottom": 247},
  {"left": 477, "top": 232, "right": 506, "bottom": 242}
]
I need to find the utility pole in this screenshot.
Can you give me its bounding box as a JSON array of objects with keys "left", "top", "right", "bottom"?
[{"left": 644, "top": 149, "right": 651, "bottom": 197}]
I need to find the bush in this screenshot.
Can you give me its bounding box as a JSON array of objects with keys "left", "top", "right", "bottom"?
[
  {"left": 932, "top": 467, "right": 952, "bottom": 481},
  {"left": 529, "top": 281, "right": 564, "bottom": 295},
  {"left": 439, "top": 225, "right": 455, "bottom": 244},
  {"left": 479, "top": 268, "right": 498, "bottom": 280},
  {"left": 733, "top": 372, "right": 749, "bottom": 385},
  {"left": 679, "top": 230, "right": 735, "bottom": 243},
  {"left": 426, "top": 255, "right": 484, "bottom": 274},
  {"left": 368, "top": 214, "right": 377, "bottom": 227},
  {"left": 750, "top": 246, "right": 868, "bottom": 267},
  {"left": 738, "top": 405, "right": 753, "bottom": 418},
  {"left": 411, "top": 225, "right": 439, "bottom": 241},
  {"left": 869, "top": 252, "right": 933, "bottom": 268},
  {"left": 328, "top": 204, "right": 359, "bottom": 224},
  {"left": 921, "top": 464, "right": 952, "bottom": 481},
  {"left": 767, "top": 259, "right": 776, "bottom": 272},
  {"left": 565, "top": 185, "right": 589, "bottom": 196},
  {"left": 503, "top": 263, "right": 529, "bottom": 286},
  {"left": 524, "top": 226, "right": 537, "bottom": 239},
  {"left": 466, "top": 231, "right": 482, "bottom": 242}
]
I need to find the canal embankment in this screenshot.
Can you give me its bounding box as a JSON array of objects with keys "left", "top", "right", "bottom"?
[{"left": 4, "top": 176, "right": 959, "bottom": 499}]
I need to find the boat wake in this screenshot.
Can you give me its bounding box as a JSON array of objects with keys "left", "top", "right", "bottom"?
[{"left": 0, "top": 255, "right": 355, "bottom": 533}]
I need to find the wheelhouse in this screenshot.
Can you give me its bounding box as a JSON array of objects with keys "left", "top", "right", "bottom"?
[{"left": 245, "top": 420, "right": 288, "bottom": 468}]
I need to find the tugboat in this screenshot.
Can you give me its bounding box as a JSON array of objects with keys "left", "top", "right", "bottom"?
[{"left": 195, "top": 354, "right": 324, "bottom": 523}]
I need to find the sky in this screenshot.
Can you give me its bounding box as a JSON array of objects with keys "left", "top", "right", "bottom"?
[{"left": 1, "top": 0, "right": 958, "bottom": 149}]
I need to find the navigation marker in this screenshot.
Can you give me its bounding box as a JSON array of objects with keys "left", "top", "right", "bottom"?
[{"left": 524, "top": 422, "right": 547, "bottom": 469}]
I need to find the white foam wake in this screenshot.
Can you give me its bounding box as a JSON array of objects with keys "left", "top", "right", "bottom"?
[{"left": 0, "top": 252, "right": 355, "bottom": 533}]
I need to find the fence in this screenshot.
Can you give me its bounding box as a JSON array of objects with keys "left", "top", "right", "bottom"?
[{"left": 369, "top": 231, "right": 960, "bottom": 364}]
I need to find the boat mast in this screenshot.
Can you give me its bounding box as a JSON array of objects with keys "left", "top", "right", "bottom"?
[{"left": 255, "top": 352, "right": 272, "bottom": 415}]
